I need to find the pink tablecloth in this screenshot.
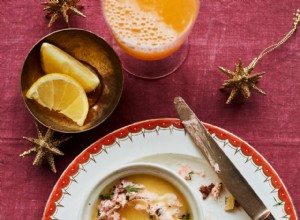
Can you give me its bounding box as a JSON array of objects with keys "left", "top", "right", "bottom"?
[{"left": 0, "top": 0, "right": 299, "bottom": 219}]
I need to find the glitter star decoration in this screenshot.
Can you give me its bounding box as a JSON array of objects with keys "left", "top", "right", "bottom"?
[
  {"left": 218, "top": 9, "right": 299, "bottom": 105},
  {"left": 20, "top": 122, "right": 71, "bottom": 173},
  {"left": 219, "top": 59, "right": 266, "bottom": 104},
  {"left": 42, "top": 0, "right": 86, "bottom": 27}
]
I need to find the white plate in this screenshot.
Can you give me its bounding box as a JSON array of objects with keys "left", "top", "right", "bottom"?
[{"left": 43, "top": 119, "right": 297, "bottom": 220}]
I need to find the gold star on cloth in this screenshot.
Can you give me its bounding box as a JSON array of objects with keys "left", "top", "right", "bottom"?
[
  {"left": 20, "top": 122, "right": 71, "bottom": 173},
  {"left": 219, "top": 60, "right": 266, "bottom": 104},
  {"left": 219, "top": 9, "right": 299, "bottom": 104},
  {"left": 42, "top": 0, "right": 86, "bottom": 27}
]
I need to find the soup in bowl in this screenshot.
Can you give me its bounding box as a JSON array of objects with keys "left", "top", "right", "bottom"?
[{"left": 80, "top": 162, "right": 203, "bottom": 220}]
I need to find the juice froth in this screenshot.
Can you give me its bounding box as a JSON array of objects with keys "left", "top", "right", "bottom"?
[{"left": 102, "top": 0, "right": 199, "bottom": 60}]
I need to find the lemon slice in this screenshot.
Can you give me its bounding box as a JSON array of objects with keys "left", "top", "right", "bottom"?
[
  {"left": 40, "top": 42, "right": 100, "bottom": 93},
  {"left": 26, "top": 73, "right": 89, "bottom": 126}
]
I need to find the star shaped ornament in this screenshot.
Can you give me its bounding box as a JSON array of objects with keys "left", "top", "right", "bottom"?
[
  {"left": 42, "top": 0, "right": 86, "bottom": 27},
  {"left": 20, "top": 123, "right": 71, "bottom": 173},
  {"left": 219, "top": 59, "right": 266, "bottom": 104}
]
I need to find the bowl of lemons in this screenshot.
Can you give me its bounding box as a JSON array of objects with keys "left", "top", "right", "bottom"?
[{"left": 21, "top": 29, "right": 123, "bottom": 133}]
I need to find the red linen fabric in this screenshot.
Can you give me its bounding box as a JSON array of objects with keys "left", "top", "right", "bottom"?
[{"left": 0, "top": 0, "right": 299, "bottom": 219}]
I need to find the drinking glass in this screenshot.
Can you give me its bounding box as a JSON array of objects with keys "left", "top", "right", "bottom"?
[{"left": 101, "top": 0, "right": 200, "bottom": 79}]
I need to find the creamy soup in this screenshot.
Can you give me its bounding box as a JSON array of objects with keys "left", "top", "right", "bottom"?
[{"left": 93, "top": 174, "right": 192, "bottom": 220}]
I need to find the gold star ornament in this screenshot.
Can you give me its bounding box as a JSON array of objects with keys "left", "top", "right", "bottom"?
[
  {"left": 219, "top": 60, "right": 266, "bottom": 104},
  {"left": 42, "top": 0, "right": 86, "bottom": 27},
  {"left": 20, "top": 123, "right": 71, "bottom": 173},
  {"left": 219, "top": 9, "right": 299, "bottom": 104}
]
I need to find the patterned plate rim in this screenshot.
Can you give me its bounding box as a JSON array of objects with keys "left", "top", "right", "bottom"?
[{"left": 42, "top": 118, "right": 297, "bottom": 220}]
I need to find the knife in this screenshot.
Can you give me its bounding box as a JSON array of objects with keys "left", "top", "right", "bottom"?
[{"left": 174, "top": 97, "right": 276, "bottom": 220}]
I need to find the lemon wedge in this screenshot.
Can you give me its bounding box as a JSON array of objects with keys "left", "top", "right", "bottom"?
[
  {"left": 40, "top": 42, "right": 100, "bottom": 93},
  {"left": 26, "top": 73, "right": 89, "bottom": 126}
]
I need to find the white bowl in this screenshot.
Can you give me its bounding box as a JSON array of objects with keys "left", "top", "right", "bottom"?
[{"left": 80, "top": 162, "right": 204, "bottom": 220}]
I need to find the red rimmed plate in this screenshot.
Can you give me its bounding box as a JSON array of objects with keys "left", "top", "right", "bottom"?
[{"left": 43, "top": 118, "right": 297, "bottom": 220}]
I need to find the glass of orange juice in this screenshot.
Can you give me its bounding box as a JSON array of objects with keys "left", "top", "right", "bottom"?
[{"left": 102, "top": 0, "right": 200, "bottom": 79}]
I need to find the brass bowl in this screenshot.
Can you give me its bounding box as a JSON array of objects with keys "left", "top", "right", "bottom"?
[{"left": 21, "top": 29, "right": 123, "bottom": 133}]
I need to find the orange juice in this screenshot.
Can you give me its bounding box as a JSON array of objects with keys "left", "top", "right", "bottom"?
[{"left": 102, "top": 0, "right": 199, "bottom": 60}]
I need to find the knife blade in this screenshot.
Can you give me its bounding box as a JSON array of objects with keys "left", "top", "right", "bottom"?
[{"left": 174, "top": 97, "right": 275, "bottom": 220}]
